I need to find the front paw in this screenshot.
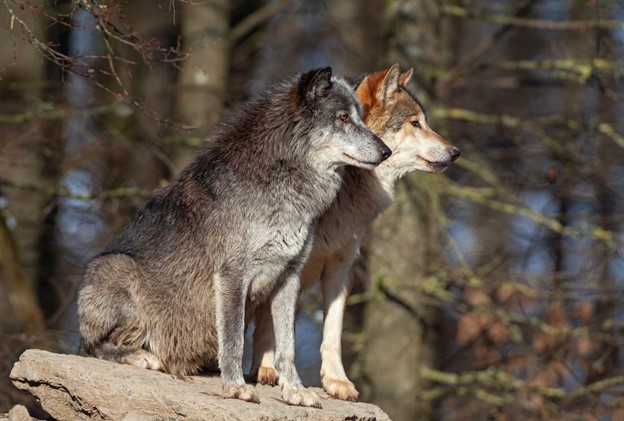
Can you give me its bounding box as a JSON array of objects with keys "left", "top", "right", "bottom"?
[
  {"left": 222, "top": 383, "right": 260, "bottom": 403},
  {"left": 281, "top": 385, "right": 321, "bottom": 408},
  {"left": 322, "top": 377, "right": 359, "bottom": 402}
]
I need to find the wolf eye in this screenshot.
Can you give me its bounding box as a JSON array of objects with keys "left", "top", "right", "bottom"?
[
  {"left": 411, "top": 121, "right": 421, "bottom": 128},
  {"left": 339, "top": 114, "right": 349, "bottom": 122}
]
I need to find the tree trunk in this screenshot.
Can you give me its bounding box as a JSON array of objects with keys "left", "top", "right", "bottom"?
[
  {"left": 174, "top": 1, "right": 231, "bottom": 172},
  {"left": 325, "top": 0, "right": 383, "bottom": 75},
  {"left": 0, "top": 208, "right": 44, "bottom": 334},
  {"left": 358, "top": 1, "right": 457, "bottom": 420}
]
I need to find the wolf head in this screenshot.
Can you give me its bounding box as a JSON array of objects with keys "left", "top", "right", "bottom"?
[
  {"left": 297, "top": 67, "right": 391, "bottom": 170},
  {"left": 355, "top": 64, "right": 460, "bottom": 176}
]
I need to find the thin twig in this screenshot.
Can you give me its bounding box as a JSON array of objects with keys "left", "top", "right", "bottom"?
[{"left": 442, "top": 4, "right": 624, "bottom": 31}]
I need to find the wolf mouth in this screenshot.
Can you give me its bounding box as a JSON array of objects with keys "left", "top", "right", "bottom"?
[
  {"left": 418, "top": 156, "right": 449, "bottom": 172},
  {"left": 342, "top": 153, "right": 380, "bottom": 167}
]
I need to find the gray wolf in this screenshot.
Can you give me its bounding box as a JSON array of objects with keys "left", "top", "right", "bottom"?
[
  {"left": 250, "top": 64, "right": 460, "bottom": 401},
  {"left": 77, "top": 67, "right": 391, "bottom": 408}
]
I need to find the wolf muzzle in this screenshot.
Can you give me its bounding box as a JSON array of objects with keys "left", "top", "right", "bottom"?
[{"left": 375, "top": 135, "right": 392, "bottom": 163}]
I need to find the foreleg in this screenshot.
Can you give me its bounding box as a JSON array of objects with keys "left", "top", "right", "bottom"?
[
  {"left": 320, "top": 259, "right": 359, "bottom": 401},
  {"left": 272, "top": 269, "right": 321, "bottom": 408},
  {"left": 215, "top": 269, "right": 259, "bottom": 403},
  {"left": 249, "top": 301, "right": 279, "bottom": 385}
]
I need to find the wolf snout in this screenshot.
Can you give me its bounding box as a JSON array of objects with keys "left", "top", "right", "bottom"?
[
  {"left": 379, "top": 141, "right": 392, "bottom": 161},
  {"left": 449, "top": 147, "right": 461, "bottom": 161},
  {"left": 371, "top": 134, "right": 391, "bottom": 163}
]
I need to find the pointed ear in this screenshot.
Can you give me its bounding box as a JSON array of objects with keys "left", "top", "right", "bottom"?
[
  {"left": 355, "top": 64, "right": 401, "bottom": 113},
  {"left": 355, "top": 74, "right": 375, "bottom": 115},
  {"left": 399, "top": 68, "right": 414, "bottom": 86},
  {"left": 298, "top": 67, "right": 332, "bottom": 104},
  {"left": 376, "top": 63, "right": 401, "bottom": 104}
]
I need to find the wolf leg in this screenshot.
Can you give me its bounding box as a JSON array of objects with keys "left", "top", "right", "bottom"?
[
  {"left": 215, "top": 270, "right": 260, "bottom": 403},
  {"left": 79, "top": 254, "right": 163, "bottom": 371},
  {"left": 272, "top": 270, "right": 321, "bottom": 408},
  {"left": 81, "top": 338, "right": 163, "bottom": 371},
  {"left": 90, "top": 343, "right": 163, "bottom": 370},
  {"left": 250, "top": 301, "right": 279, "bottom": 386},
  {"left": 320, "top": 260, "right": 359, "bottom": 401}
]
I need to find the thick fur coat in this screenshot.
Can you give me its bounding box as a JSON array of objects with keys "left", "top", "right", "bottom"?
[
  {"left": 251, "top": 64, "right": 460, "bottom": 401},
  {"left": 78, "top": 67, "right": 390, "bottom": 407}
]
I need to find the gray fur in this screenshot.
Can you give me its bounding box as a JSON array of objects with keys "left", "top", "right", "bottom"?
[
  {"left": 77, "top": 67, "right": 390, "bottom": 407},
  {"left": 250, "top": 64, "right": 460, "bottom": 401}
]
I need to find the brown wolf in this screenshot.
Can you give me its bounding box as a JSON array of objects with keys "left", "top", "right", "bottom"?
[
  {"left": 77, "top": 67, "right": 391, "bottom": 408},
  {"left": 250, "top": 64, "right": 460, "bottom": 401}
]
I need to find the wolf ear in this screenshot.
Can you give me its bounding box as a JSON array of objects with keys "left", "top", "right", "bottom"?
[
  {"left": 354, "top": 74, "right": 375, "bottom": 116},
  {"left": 299, "top": 67, "right": 333, "bottom": 104},
  {"left": 377, "top": 63, "right": 401, "bottom": 104},
  {"left": 354, "top": 64, "right": 401, "bottom": 115},
  {"left": 399, "top": 68, "right": 414, "bottom": 86}
]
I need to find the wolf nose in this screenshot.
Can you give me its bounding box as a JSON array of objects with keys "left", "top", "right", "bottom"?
[
  {"left": 379, "top": 143, "right": 392, "bottom": 161},
  {"left": 450, "top": 147, "right": 461, "bottom": 161}
]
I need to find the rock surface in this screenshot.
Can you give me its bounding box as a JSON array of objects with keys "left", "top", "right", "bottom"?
[
  {"left": 10, "top": 349, "right": 390, "bottom": 420},
  {"left": 4, "top": 405, "right": 35, "bottom": 421}
]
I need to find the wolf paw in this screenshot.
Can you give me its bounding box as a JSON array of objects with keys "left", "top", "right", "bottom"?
[
  {"left": 256, "top": 366, "right": 279, "bottom": 386},
  {"left": 323, "top": 377, "right": 359, "bottom": 402},
  {"left": 121, "top": 350, "right": 163, "bottom": 371},
  {"left": 281, "top": 385, "right": 322, "bottom": 408},
  {"left": 222, "top": 383, "right": 260, "bottom": 403}
]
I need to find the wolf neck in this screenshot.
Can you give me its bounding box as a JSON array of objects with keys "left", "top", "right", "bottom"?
[
  {"left": 366, "top": 162, "right": 405, "bottom": 203},
  {"left": 370, "top": 156, "right": 409, "bottom": 196},
  {"left": 292, "top": 159, "right": 343, "bottom": 216},
  {"left": 337, "top": 165, "right": 396, "bottom": 223}
]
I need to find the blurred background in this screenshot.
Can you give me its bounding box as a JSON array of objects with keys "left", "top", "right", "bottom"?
[{"left": 1, "top": 0, "right": 624, "bottom": 420}]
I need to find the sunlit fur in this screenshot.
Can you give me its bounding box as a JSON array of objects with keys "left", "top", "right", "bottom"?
[
  {"left": 251, "top": 64, "right": 460, "bottom": 402},
  {"left": 77, "top": 67, "right": 390, "bottom": 408}
]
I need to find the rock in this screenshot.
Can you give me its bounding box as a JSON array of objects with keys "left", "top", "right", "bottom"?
[
  {"left": 10, "top": 349, "right": 390, "bottom": 421},
  {"left": 6, "top": 405, "right": 33, "bottom": 421}
]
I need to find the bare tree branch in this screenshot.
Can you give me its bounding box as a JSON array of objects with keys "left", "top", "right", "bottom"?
[{"left": 442, "top": 4, "right": 624, "bottom": 31}]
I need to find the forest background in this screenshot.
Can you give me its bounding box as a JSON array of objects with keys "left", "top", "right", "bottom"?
[{"left": 1, "top": 1, "right": 624, "bottom": 420}]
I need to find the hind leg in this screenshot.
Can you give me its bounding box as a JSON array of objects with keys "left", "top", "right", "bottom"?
[
  {"left": 87, "top": 342, "right": 163, "bottom": 371},
  {"left": 121, "top": 349, "right": 162, "bottom": 370},
  {"left": 78, "top": 254, "right": 161, "bottom": 370}
]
